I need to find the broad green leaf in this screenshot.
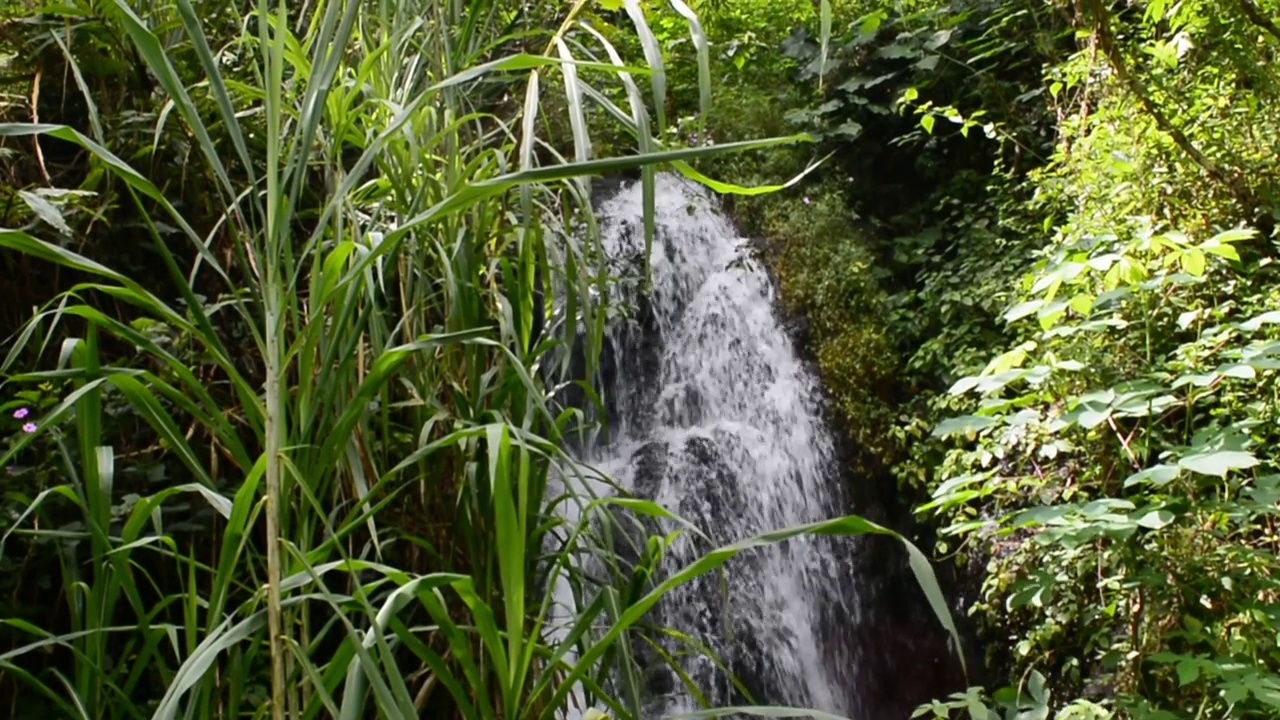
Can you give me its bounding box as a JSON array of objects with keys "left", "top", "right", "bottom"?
[
  {"left": 1180, "top": 248, "right": 1206, "bottom": 276},
  {"left": 1135, "top": 509, "right": 1175, "bottom": 530},
  {"left": 948, "top": 375, "right": 981, "bottom": 395},
  {"left": 932, "top": 414, "right": 999, "bottom": 438},
  {"left": 1003, "top": 300, "right": 1042, "bottom": 322},
  {"left": 1240, "top": 310, "right": 1280, "bottom": 332},
  {"left": 1206, "top": 227, "right": 1256, "bottom": 244},
  {"left": 1124, "top": 465, "right": 1180, "bottom": 488},
  {"left": 1176, "top": 658, "right": 1202, "bottom": 686},
  {"left": 1178, "top": 450, "right": 1259, "bottom": 477}
]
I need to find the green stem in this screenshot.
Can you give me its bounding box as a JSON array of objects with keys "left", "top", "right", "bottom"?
[{"left": 261, "top": 1, "right": 288, "bottom": 718}]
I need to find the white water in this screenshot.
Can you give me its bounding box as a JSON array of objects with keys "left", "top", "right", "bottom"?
[{"left": 581, "top": 174, "right": 865, "bottom": 717}]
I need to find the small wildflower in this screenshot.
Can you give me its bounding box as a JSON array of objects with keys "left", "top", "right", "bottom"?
[
  {"left": 21, "top": 422, "right": 36, "bottom": 434},
  {"left": 803, "top": 196, "right": 811, "bottom": 205},
  {"left": 12, "top": 408, "right": 28, "bottom": 419}
]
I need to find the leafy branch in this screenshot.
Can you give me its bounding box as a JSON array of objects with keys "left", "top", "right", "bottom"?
[
  {"left": 1236, "top": 0, "right": 1280, "bottom": 46},
  {"left": 1084, "top": 0, "right": 1263, "bottom": 231}
]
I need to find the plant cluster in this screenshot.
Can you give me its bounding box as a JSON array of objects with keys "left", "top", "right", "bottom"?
[
  {"left": 0, "top": 1, "right": 960, "bottom": 719},
  {"left": 650, "top": 0, "right": 1280, "bottom": 716},
  {"left": 864, "top": 0, "right": 1280, "bottom": 717}
]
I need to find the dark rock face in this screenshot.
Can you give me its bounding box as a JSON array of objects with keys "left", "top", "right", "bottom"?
[
  {"left": 630, "top": 439, "right": 670, "bottom": 500},
  {"left": 619, "top": 434, "right": 788, "bottom": 709},
  {"left": 673, "top": 436, "right": 746, "bottom": 541},
  {"left": 826, "top": 443, "right": 980, "bottom": 716},
  {"left": 857, "top": 610, "right": 970, "bottom": 718}
]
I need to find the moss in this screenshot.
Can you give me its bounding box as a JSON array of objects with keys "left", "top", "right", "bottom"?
[{"left": 765, "top": 185, "right": 901, "bottom": 463}]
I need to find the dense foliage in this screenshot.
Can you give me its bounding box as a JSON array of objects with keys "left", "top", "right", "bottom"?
[
  {"left": 647, "top": 0, "right": 1280, "bottom": 717},
  {"left": 0, "top": 1, "right": 962, "bottom": 718},
  {"left": 913, "top": 1, "right": 1280, "bottom": 716}
]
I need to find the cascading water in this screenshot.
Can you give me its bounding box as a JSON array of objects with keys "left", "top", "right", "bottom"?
[{"left": 582, "top": 173, "right": 870, "bottom": 717}]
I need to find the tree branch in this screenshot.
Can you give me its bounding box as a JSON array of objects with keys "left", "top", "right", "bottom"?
[
  {"left": 1238, "top": 0, "right": 1280, "bottom": 46},
  {"left": 1086, "top": 0, "right": 1261, "bottom": 223}
]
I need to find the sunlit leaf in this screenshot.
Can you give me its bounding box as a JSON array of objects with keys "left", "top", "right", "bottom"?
[
  {"left": 932, "top": 414, "right": 999, "bottom": 438},
  {"left": 1178, "top": 450, "right": 1259, "bottom": 477}
]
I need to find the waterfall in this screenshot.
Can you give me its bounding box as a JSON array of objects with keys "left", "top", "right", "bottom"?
[{"left": 584, "top": 174, "right": 868, "bottom": 718}]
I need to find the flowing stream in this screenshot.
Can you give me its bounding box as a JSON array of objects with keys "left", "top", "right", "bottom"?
[{"left": 581, "top": 174, "right": 869, "bottom": 717}]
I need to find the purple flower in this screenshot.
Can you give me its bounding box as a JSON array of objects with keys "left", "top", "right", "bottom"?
[
  {"left": 21, "top": 423, "right": 36, "bottom": 433},
  {"left": 13, "top": 408, "right": 28, "bottom": 419},
  {"left": 803, "top": 196, "right": 811, "bottom": 205}
]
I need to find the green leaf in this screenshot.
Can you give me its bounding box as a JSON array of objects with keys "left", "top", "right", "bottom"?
[
  {"left": 925, "top": 29, "right": 954, "bottom": 50},
  {"left": 915, "top": 56, "right": 942, "bottom": 73},
  {"left": 1219, "top": 363, "right": 1256, "bottom": 380},
  {"left": 1027, "top": 669, "right": 1047, "bottom": 704},
  {"left": 670, "top": 151, "right": 828, "bottom": 196},
  {"left": 818, "top": 0, "right": 832, "bottom": 87},
  {"left": 668, "top": 0, "right": 710, "bottom": 127},
  {"left": 18, "top": 190, "right": 73, "bottom": 236},
  {"left": 1003, "top": 300, "right": 1042, "bottom": 322},
  {"left": 1206, "top": 227, "right": 1256, "bottom": 244},
  {"left": 859, "top": 9, "right": 887, "bottom": 35},
  {"left": 1178, "top": 450, "right": 1259, "bottom": 477},
  {"left": 1203, "top": 242, "right": 1240, "bottom": 261},
  {"left": 932, "top": 414, "right": 999, "bottom": 438},
  {"left": 1135, "top": 509, "right": 1175, "bottom": 530},
  {"left": 1076, "top": 400, "right": 1112, "bottom": 429},
  {"left": 875, "top": 43, "right": 921, "bottom": 60},
  {"left": 1240, "top": 310, "right": 1280, "bottom": 332},
  {"left": 623, "top": 0, "right": 666, "bottom": 131},
  {"left": 1180, "top": 248, "right": 1206, "bottom": 276},
  {"left": 1176, "top": 657, "right": 1202, "bottom": 686},
  {"left": 832, "top": 121, "right": 863, "bottom": 138},
  {"left": 1124, "top": 465, "right": 1180, "bottom": 488}
]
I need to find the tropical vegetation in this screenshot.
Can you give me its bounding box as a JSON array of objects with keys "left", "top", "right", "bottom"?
[
  {"left": 6, "top": 0, "right": 1280, "bottom": 718},
  {"left": 668, "top": 0, "right": 1280, "bottom": 717},
  {"left": 0, "top": 0, "right": 952, "bottom": 719}
]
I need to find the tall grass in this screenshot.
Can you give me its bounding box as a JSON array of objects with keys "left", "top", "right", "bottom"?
[{"left": 0, "top": 1, "right": 958, "bottom": 718}]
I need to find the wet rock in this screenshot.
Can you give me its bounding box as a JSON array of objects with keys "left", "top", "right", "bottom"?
[
  {"left": 630, "top": 440, "right": 670, "bottom": 500},
  {"left": 674, "top": 436, "right": 746, "bottom": 545}
]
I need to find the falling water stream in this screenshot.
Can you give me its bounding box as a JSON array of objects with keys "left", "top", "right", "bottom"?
[{"left": 579, "top": 174, "right": 869, "bottom": 718}]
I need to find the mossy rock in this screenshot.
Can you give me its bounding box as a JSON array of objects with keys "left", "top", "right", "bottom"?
[{"left": 751, "top": 182, "right": 903, "bottom": 466}]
